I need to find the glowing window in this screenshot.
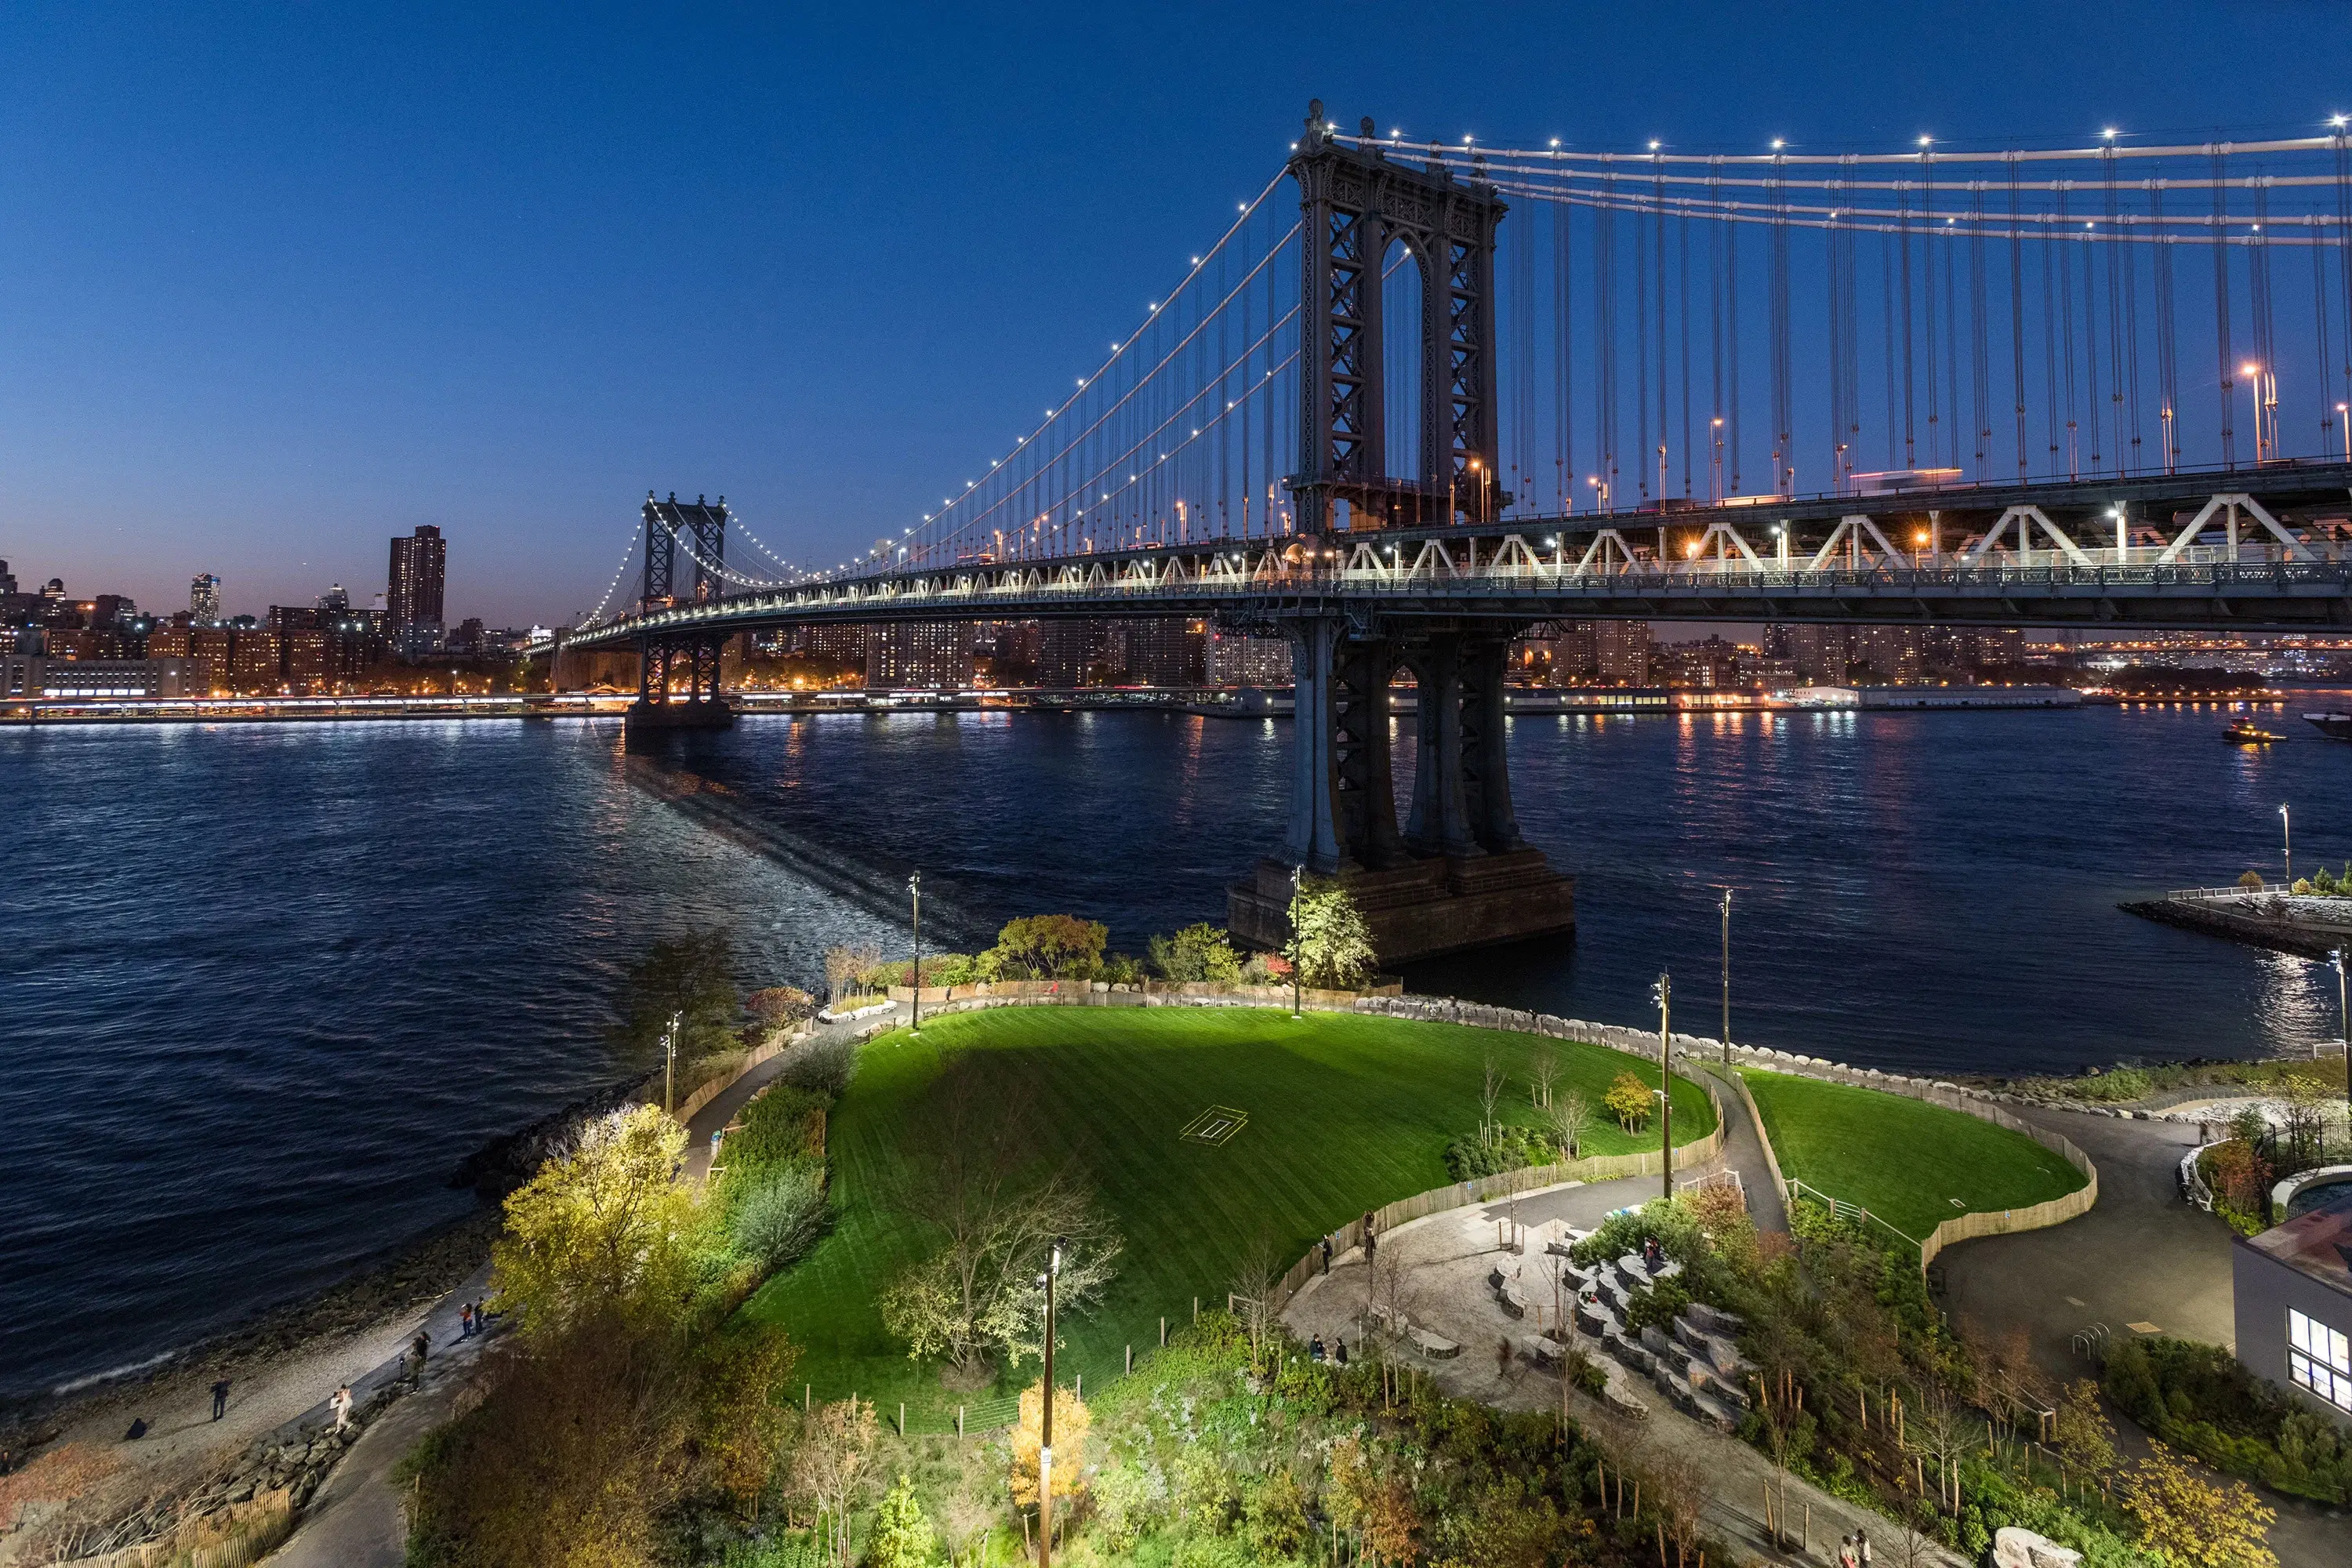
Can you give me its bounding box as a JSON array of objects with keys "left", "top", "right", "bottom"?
[{"left": 2288, "top": 1309, "right": 2352, "bottom": 1414}]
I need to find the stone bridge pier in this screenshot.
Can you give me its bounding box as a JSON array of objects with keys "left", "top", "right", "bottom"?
[{"left": 1228, "top": 612, "right": 1575, "bottom": 964}]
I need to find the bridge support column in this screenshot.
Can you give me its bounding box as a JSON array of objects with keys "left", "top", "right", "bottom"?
[
  {"left": 1229, "top": 612, "right": 1572, "bottom": 966},
  {"left": 626, "top": 631, "right": 735, "bottom": 742}
]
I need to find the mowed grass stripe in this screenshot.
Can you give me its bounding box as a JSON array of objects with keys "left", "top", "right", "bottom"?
[
  {"left": 743, "top": 1007, "right": 1716, "bottom": 1415},
  {"left": 1739, "top": 1067, "right": 2087, "bottom": 1242}
]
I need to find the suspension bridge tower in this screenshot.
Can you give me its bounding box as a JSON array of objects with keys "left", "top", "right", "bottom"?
[
  {"left": 626, "top": 492, "right": 737, "bottom": 736},
  {"left": 1229, "top": 104, "right": 1573, "bottom": 964}
]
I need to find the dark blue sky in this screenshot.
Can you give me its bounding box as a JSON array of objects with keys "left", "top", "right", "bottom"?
[{"left": 4, "top": 2, "right": 2347, "bottom": 623}]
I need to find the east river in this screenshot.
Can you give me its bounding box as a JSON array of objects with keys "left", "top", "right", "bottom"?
[{"left": 3, "top": 699, "right": 2347, "bottom": 1394}]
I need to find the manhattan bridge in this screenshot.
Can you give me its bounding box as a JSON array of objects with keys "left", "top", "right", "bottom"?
[{"left": 541, "top": 103, "right": 2352, "bottom": 958}]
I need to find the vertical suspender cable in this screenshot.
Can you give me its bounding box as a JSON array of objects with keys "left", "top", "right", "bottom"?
[
  {"left": 1969, "top": 182, "right": 1990, "bottom": 477},
  {"left": 1654, "top": 158, "right": 1669, "bottom": 499},
  {"left": 1599, "top": 194, "right": 1617, "bottom": 503},
  {"left": 1709, "top": 164, "right": 1724, "bottom": 495},
  {"left": 2313, "top": 205, "right": 2333, "bottom": 457},
  {"left": 2009, "top": 155, "right": 2029, "bottom": 477},
  {"left": 2252, "top": 175, "right": 2276, "bottom": 460},
  {"left": 1726, "top": 199, "right": 1740, "bottom": 492},
  {"left": 1944, "top": 219, "right": 1961, "bottom": 473},
  {"left": 1679, "top": 206, "right": 1693, "bottom": 496},
  {"left": 2042, "top": 192, "right": 2061, "bottom": 477},
  {"left": 1901, "top": 169, "right": 1918, "bottom": 469},
  {"left": 2336, "top": 130, "right": 2352, "bottom": 416},
  {"left": 2154, "top": 183, "right": 2180, "bottom": 472},
  {"left": 1556, "top": 198, "right": 1572, "bottom": 512},
  {"left": 1771, "top": 155, "right": 1791, "bottom": 494},
  {"left": 1882, "top": 234, "right": 1899, "bottom": 470},
  {"left": 1827, "top": 206, "right": 1845, "bottom": 484},
  {"left": 1636, "top": 179, "right": 1652, "bottom": 500}
]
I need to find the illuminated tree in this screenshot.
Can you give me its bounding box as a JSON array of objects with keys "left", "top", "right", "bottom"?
[
  {"left": 1009, "top": 1381, "right": 1090, "bottom": 1511},
  {"left": 490, "top": 1105, "right": 705, "bottom": 1338},
  {"left": 2120, "top": 1439, "right": 2278, "bottom": 1568},
  {"left": 1287, "top": 877, "right": 1375, "bottom": 989}
]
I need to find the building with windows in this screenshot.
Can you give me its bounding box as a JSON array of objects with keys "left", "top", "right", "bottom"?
[
  {"left": 387, "top": 525, "right": 447, "bottom": 653},
  {"left": 1595, "top": 620, "right": 1652, "bottom": 686},
  {"left": 191, "top": 574, "right": 223, "bottom": 623},
  {"left": 865, "top": 621, "right": 973, "bottom": 689},
  {"left": 3, "top": 656, "right": 200, "bottom": 700},
  {"left": 2235, "top": 1187, "right": 2352, "bottom": 1428},
  {"left": 1205, "top": 629, "right": 1292, "bottom": 687}
]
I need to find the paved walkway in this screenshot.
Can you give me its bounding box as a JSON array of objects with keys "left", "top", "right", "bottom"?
[
  {"left": 1281, "top": 1188, "right": 1963, "bottom": 1567},
  {"left": 683, "top": 1005, "right": 895, "bottom": 1182}
]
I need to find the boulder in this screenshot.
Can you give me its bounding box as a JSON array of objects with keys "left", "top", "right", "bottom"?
[{"left": 1992, "top": 1527, "right": 2083, "bottom": 1568}]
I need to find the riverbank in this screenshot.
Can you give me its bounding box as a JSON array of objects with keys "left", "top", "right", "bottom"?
[{"left": 2119, "top": 887, "right": 2352, "bottom": 959}]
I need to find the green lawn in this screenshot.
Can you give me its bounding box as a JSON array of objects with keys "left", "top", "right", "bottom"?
[
  {"left": 1739, "top": 1068, "right": 2087, "bottom": 1243},
  {"left": 742, "top": 1006, "right": 1715, "bottom": 1422}
]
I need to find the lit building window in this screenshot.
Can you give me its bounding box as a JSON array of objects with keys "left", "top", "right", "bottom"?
[{"left": 2289, "top": 1309, "right": 2352, "bottom": 1413}]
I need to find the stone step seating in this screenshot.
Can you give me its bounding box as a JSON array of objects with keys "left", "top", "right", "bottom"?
[
  {"left": 1486, "top": 1267, "right": 1530, "bottom": 1319},
  {"left": 1369, "top": 1301, "right": 1461, "bottom": 1362}
]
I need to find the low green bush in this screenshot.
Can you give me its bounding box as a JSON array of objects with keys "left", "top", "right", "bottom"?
[
  {"left": 728, "top": 1162, "right": 827, "bottom": 1272},
  {"left": 1147, "top": 922, "right": 1243, "bottom": 983},
  {"left": 2103, "top": 1335, "right": 2352, "bottom": 1504},
  {"left": 1442, "top": 1124, "right": 1557, "bottom": 1180},
  {"left": 720, "top": 1083, "right": 828, "bottom": 1178}
]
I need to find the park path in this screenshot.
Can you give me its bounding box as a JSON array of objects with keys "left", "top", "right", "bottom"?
[
  {"left": 1281, "top": 1181, "right": 1965, "bottom": 1567},
  {"left": 265, "top": 1005, "right": 895, "bottom": 1565},
  {"left": 1933, "top": 1101, "right": 2346, "bottom": 1568}
]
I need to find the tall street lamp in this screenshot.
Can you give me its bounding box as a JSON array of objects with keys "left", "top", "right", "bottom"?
[
  {"left": 1289, "top": 863, "right": 1305, "bottom": 1020},
  {"left": 1651, "top": 973, "right": 1673, "bottom": 1203},
  {"left": 2281, "top": 803, "right": 2293, "bottom": 887},
  {"left": 662, "top": 1010, "right": 681, "bottom": 1114},
  {"left": 1037, "top": 1236, "right": 1064, "bottom": 1568},
  {"left": 908, "top": 870, "right": 924, "bottom": 1036},
  {"left": 1710, "top": 886, "right": 1734, "bottom": 1068},
  {"left": 2335, "top": 949, "right": 2349, "bottom": 1116}
]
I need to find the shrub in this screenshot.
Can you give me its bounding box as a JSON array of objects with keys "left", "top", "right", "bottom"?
[
  {"left": 1100, "top": 950, "right": 1145, "bottom": 985},
  {"left": 2104, "top": 1334, "right": 2352, "bottom": 1504},
  {"left": 721, "top": 1083, "right": 829, "bottom": 1177},
  {"left": 1443, "top": 1124, "right": 1555, "bottom": 1180},
  {"left": 1622, "top": 1276, "right": 1692, "bottom": 1337},
  {"left": 1148, "top": 922, "right": 1243, "bottom": 983},
  {"left": 729, "top": 1162, "right": 828, "bottom": 1272},
  {"left": 1288, "top": 878, "right": 1374, "bottom": 989}
]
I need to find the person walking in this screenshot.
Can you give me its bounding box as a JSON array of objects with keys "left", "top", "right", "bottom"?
[
  {"left": 1321, "top": 1236, "right": 1334, "bottom": 1275},
  {"left": 209, "top": 1378, "right": 230, "bottom": 1421},
  {"left": 330, "top": 1385, "right": 354, "bottom": 1432},
  {"left": 1853, "top": 1526, "right": 1872, "bottom": 1566},
  {"left": 459, "top": 1302, "right": 474, "bottom": 1339},
  {"left": 1333, "top": 1337, "right": 1348, "bottom": 1367},
  {"left": 1836, "top": 1533, "right": 1858, "bottom": 1568},
  {"left": 410, "top": 1331, "right": 430, "bottom": 1377}
]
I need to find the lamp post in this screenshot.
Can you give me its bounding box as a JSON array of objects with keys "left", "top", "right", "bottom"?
[
  {"left": 2335, "top": 949, "right": 2349, "bottom": 1112},
  {"left": 908, "top": 871, "right": 923, "bottom": 1036},
  {"left": 662, "top": 1010, "right": 681, "bottom": 1114},
  {"left": 1711, "top": 887, "right": 1734, "bottom": 1067},
  {"left": 1289, "top": 863, "right": 1305, "bottom": 1020},
  {"left": 1037, "top": 1236, "right": 1063, "bottom": 1568},
  {"left": 1651, "top": 973, "right": 1673, "bottom": 1202},
  {"left": 2281, "top": 803, "right": 2292, "bottom": 887}
]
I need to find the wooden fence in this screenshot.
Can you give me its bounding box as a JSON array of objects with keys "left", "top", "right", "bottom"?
[
  {"left": 1724, "top": 1054, "right": 2098, "bottom": 1273},
  {"left": 672, "top": 1019, "right": 815, "bottom": 1126}
]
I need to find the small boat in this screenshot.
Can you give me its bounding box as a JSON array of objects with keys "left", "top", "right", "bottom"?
[
  {"left": 2224, "top": 720, "right": 2285, "bottom": 745},
  {"left": 2305, "top": 712, "right": 2352, "bottom": 742}
]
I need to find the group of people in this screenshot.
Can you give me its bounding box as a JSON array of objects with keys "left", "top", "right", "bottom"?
[
  {"left": 1836, "top": 1527, "right": 1875, "bottom": 1566},
  {"left": 1305, "top": 1333, "right": 1350, "bottom": 1366}
]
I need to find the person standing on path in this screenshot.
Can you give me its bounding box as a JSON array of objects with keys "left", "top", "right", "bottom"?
[
  {"left": 1321, "top": 1236, "right": 1333, "bottom": 1274},
  {"left": 459, "top": 1303, "right": 474, "bottom": 1339},
  {"left": 330, "top": 1385, "right": 354, "bottom": 1432},
  {"left": 209, "top": 1378, "right": 230, "bottom": 1421}
]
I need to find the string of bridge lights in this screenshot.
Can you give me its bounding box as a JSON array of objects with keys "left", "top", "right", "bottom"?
[{"left": 576, "top": 518, "right": 644, "bottom": 628}]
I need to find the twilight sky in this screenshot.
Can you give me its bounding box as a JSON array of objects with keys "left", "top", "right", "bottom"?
[{"left": 2, "top": 2, "right": 2348, "bottom": 625}]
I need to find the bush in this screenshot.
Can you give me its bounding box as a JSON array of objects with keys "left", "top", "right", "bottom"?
[
  {"left": 729, "top": 1162, "right": 827, "bottom": 1272},
  {"left": 2103, "top": 1334, "right": 2352, "bottom": 1504},
  {"left": 1148, "top": 923, "right": 1243, "bottom": 983},
  {"left": 720, "top": 1083, "right": 829, "bottom": 1178},
  {"left": 745, "top": 986, "right": 817, "bottom": 1029},
  {"left": 1603, "top": 1070, "right": 1653, "bottom": 1132},
  {"left": 985, "top": 914, "right": 1108, "bottom": 979},
  {"left": 1622, "top": 1276, "right": 1691, "bottom": 1337},
  {"left": 1443, "top": 1124, "right": 1555, "bottom": 1180}
]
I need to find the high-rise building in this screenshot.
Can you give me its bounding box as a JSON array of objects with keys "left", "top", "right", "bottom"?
[
  {"left": 387, "top": 526, "right": 447, "bottom": 649},
  {"left": 191, "top": 574, "right": 222, "bottom": 623},
  {"left": 1204, "top": 629, "right": 1293, "bottom": 687},
  {"left": 1595, "top": 620, "right": 1653, "bottom": 686},
  {"left": 0, "top": 561, "right": 16, "bottom": 596},
  {"left": 866, "top": 622, "right": 974, "bottom": 689}
]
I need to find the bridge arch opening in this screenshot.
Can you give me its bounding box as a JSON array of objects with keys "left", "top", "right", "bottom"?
[{"left": 1381, "top": 234, "right": 1427, "bottom": 503}]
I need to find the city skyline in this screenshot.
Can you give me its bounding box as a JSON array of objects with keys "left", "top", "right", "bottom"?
[{"left": 2, "top": 2, "right": 2350, "bottom": 622}]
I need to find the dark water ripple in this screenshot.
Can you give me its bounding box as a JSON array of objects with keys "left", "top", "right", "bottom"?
[{"left": 2, "top": 700, "right": 2344, "bottom": 1393}]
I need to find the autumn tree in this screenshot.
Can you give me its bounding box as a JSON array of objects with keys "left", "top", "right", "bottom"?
[
  {"left": 2120, "top": 1439, "right": 2278, "bottom": 1568},
  {"left": 877, "top": 1062, "right": 1120, "bottom": 1379},
  {"left": 1604, "top": 1070, "right": 1654, "bottom": 1133},
  {"left": 786, "top": 1397, "right": 879, "bottom": 1568},
  {"left": 490, "top": 1105, "right": 707, "bottom": 1338},
  {"left": 695, "top": 1326, "right": 800, "bottom": 1519},
  {"left": 985, "top": 915, "right": 1108, "bottom": 980},
  {"left": 1288, "top": 877, "right": 1376, "bottom": 989},
  {"left": 1010, "top": 1381, "right": 1091, "bottom": 1514},
  {"left": 1148, "top": 922, "right": 1243, "bottom": 983}
]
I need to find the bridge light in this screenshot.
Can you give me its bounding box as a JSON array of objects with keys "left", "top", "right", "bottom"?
[
  {"left": 1649, "top": 140, "right": 1660, "bottom": 151},
  {"left": 1918, "top": 136, "right": 1932, "bottom": 147},
  {"left": 1770, "top": 138, "right": 1784, "bottom": 150},
  {"left": 2336, "top": 115, "right": 2350, "bottom": 129},
  {"left": 2102, "top": 127, "right": 2119, "bottom": 140},
  {"left": 1550, "top": 137, "right": 1561, "bottom": 148}
]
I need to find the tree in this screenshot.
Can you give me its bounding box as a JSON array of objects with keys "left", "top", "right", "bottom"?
[
  {"left": 877, "top": 1062, "right": 1120, "bottom": 1377},
  {"left": 2238, "top": 869, "right": 2266, "bottom": 890},
  {"left": 490, "top": 1105, "right": 706, "bottom": 1339},
  {"left": 1288, "top": 877, "right": 1375, "bottom": 989},
  {"left": 2120, "top": 1439, "right": 2278, "bottom": 1568},
  {"left": 1604, "top": 1070, "right": 1653, "bottom": 1134},
  {"left": 1529, "top": 1047, "right": 1559, "bottom": 1110},
  {"left": 985, "top": 915, "right": 1108, "bottom": 980},
  {"left": 1228, "top": 1230, "right": 1283, "bottom": 1367},
  {"left": 1479, "top": 1055, "right": 1505, "bottom": 1148},
  {"left": 1544, "top": 1087, "right": 1594, "bottom": 1160},
  {"left": 615, "top": 929, "right": 740, "bottom": 1062},
  {"left": 823, "top": 942, "right": 883, "bottom": 1007},
  {"left": 2053, "top": 1377, "right": 2119, "bottom": 1479},
  {"left": 786, "top": 1397, "right": 879, "bottom": 1568},
  {"left": 865, "top": 1475, "right": 940, "bottom": 1568},
  {"left": 1148, "top": 922, "right": 1243, "bottom": 983},
  {"left": 695, "top": 1326, "right": 801, "bottom": 1519},
  {"left": 1009, "top": 1381, "right": 1091, "bottom": 1512}
]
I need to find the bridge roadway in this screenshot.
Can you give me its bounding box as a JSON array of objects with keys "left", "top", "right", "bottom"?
[{"left": 548, "top": 463, "right": 2352, "bottom": 651}]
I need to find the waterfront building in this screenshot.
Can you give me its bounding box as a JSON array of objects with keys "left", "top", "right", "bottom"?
[
  {"left": 191, "top": 574, "right": 223, "bottom": 623},
  {"left": 2, "top": 656, "right": 201, "bottom": 700},
  {"left": 230, "top": 631, "right": 283, "bottom": 690},
  {"left": 387, "top": 525, "right": 447, "bottom": 655},
  {"left": 865, "top": 620, "right": 973, "bottom": 690},
  {"left": 2234, "top": 1189, "right": 2352, "bottom": 1430}
]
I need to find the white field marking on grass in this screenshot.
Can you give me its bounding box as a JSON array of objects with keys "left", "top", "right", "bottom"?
[{"left": 1179, "top": 1105, "right": 1250, "bottom": 1146}]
